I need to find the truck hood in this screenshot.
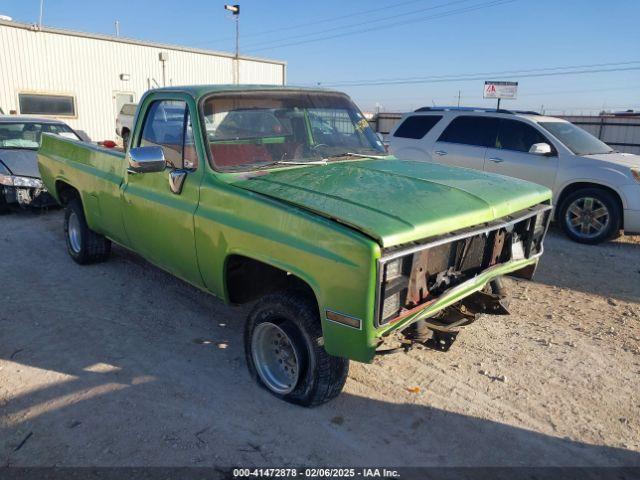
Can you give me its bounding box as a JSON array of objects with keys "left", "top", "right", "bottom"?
[
  {"left": 582, "top": 152, "right": 640, "bottom": 168},
  {"left": 0, "top": 149, "right": 39, "bottom": 177},
  {"left": 230, "top": 159, "right": 551, "bottom": 248}
]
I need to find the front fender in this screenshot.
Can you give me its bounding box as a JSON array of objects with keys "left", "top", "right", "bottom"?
[
  {"left": 194, "top": 177, "right": 381, "bottom": 363},
  {"left": 391, "top": 146, "right": 433, "bottom": 163},
  {"left": 555, "top": 167, "right": 629, "bottom": 209}
]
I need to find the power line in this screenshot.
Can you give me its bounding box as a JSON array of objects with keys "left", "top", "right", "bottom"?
[
  {"left": 188, "top": 0, "right": 434, "bottom": 46},
  {"left": 241, "top": 0, "right": 476, "bottom": 51},
  {"left": 318, "top": 64, "right": 640, "bottom": 87},
  {"left": 320, "top": 60, "right": 640, "bottom": 86},
  {"left": 518, "top": 85, "right": 640, "bottom": 98},
  {"left": 244, "top": 0, "right": 516, "bottom": 53}
]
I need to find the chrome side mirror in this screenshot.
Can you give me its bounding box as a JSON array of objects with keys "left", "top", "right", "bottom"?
[
  {"left": 529, "top": 142, "right": 552, "bottom": 155},
  {"left": 127, "top": 146, "right": 167, "bottom": 173}
]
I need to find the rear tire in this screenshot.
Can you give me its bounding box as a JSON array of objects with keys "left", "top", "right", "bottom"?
[
  {"left": 558, "top": 188, "right": 621, "bottom": 244},
  {"left": 64, "top": 198, "right": 111, "bottom": 264},
  {"left": 245, "top": 291, "right": 349, "bottom": 407}
]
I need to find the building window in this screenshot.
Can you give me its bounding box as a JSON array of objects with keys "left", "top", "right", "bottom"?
[{"left": 18, "top": 93, "right": 76, "bottom": 117}]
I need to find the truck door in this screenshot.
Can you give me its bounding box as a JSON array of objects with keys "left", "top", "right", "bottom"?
[
  {"left": 431, "top": 115, "right": 498, "bottom": 171},
  {"left": 484, "top": 118, "right": 559, "bottom": 189},
  {"left": 121, "top": 95, "right": 205, "bottom": 288}
]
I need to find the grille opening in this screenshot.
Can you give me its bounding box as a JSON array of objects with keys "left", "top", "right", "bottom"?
[{"left": 378, "top": 208, "right": 550, "bottom": 325}]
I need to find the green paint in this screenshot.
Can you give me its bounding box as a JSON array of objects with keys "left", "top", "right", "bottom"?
[{"left": 38, "top": 85, "right": 552, "bottom": 363}]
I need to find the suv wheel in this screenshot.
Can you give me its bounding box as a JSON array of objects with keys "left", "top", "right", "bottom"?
[
  {"left": 245, "top": 291, "right": 349, "bottom": 406},
  {"left": 558, "top": 188, "right": 621, "bottom": 244},
  {"left": 64, "top": 198, "right": 111, "bottom": 264}
]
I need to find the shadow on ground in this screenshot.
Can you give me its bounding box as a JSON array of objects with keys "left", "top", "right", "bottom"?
[
  {"left": 2, "top": 331, "right": 640, "bottom": 467},
  {"left": 1, "top": 211, "right": 639, "bottom": 467}
]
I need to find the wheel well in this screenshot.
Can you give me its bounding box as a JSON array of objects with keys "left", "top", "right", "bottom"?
[
  {"left": 556, "top": 182, "right": 624, "bottom": 228},
  {"left": 225, "top": 255, "right": 316, "bottom": 306},
  {"left": 55, "top": 181, "right": 80, "bottom": 206}
]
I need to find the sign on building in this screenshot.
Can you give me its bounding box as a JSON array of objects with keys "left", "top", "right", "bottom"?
[{"left": 483, "top": 81, "right": 518, "bottom": 99}]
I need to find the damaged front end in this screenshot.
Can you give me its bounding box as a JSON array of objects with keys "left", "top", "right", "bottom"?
[
  {"left": 375, "top": 203, "right": 552, "bottom": 352},
  {"left": 0, "top": 175, "right": 56, "bottom": 208}
]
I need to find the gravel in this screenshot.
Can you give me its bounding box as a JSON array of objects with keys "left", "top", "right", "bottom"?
[{"left": 1, "top": 209, "right": 639, "bottom": 467}]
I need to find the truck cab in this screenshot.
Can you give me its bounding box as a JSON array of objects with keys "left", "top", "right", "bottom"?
[{"left": 38, "top": 86, "right": 552, "bottom": 406}]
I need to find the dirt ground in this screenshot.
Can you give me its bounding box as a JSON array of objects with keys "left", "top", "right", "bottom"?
[{"left": 1, "top": 209, "right": 639, "bottom": 467}]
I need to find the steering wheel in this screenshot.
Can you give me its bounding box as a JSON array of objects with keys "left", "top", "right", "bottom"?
[{"left": 311, "top": 143, "right": 330, "bottom": 152}]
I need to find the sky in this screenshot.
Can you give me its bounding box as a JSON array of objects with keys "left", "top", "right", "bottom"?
[{"left": 2, "top": 0, "right": 639, "bottom": 114}]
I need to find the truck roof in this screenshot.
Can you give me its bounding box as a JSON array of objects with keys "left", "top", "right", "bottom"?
[
  {"left": 148, "top": 84, "right": 342, "bottom": 98},
  {"left": 0, "top": 115, "right": 70, "bottom": 124}
]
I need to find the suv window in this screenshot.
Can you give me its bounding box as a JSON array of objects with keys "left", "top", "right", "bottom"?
[
  {"left": 393, "top": 115, "right": 442, "bottom": 139},
  {"left": 496, "top": 119, "right": 551, "bottom": 153},
  {"left": 437, "top": 116, "right": 498, "bottom": 147},
  {"left": 139, "top": 100, "right": 197, "bottom": 169}
]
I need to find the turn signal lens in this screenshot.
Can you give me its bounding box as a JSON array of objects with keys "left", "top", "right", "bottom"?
[
  {"left": 631, "top": 168, "right": 640, "bottom": 184},
  {"left": 0, "top": 174, "right": 13, "bottom": 186}
]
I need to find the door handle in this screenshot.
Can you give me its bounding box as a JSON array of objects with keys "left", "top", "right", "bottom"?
[
  {"left": 169, "top": 169, "right": 188, "bottom": 195},
  {"left": 126, "top": 168, "right": 138, "bottom": 175},
  {"left": 434, "top": 150, "right": 447, "bottom": 156},
  {"left": 488, "top": 157, "right": 504, "bottom": 163}
]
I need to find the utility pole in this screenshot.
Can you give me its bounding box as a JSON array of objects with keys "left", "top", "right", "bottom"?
[
  {"left": 457, "top": 90, "right": 461, "bottom": 107},
  {"left": 115, "top": 20, "right": 120, "bottom": 36},
  {"left": 38, "top": 0, "right": 44, "bottom": 28},
  {"left": 224, "top": 4, "right": 240, "bottom": 84}
]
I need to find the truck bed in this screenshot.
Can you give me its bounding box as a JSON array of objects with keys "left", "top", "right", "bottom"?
[{"left": 38, "top": 133, "right": 129, "bottom": 245}]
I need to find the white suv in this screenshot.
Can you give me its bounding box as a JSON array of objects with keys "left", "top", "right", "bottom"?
[{"left": 389, "top": 107, "right": 640, "bottom": 244}]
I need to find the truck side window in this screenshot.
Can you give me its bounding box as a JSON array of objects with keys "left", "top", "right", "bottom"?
[
  {"left": 139, "top": 100, "right": 197, "bottom": 169},
  {"left": 496, "top": 119, "right": 553, "bottom": 154},
  {"left": 437, "top": 116, "right": 499, "bottom": 148}
]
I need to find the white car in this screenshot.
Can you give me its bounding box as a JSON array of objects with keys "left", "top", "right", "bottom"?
[
  {"left": 115, "top": 103, "right": 137, "bottom": 147},
  {"left": 389, "top": 107, "right": 640, "bottom": 244}
]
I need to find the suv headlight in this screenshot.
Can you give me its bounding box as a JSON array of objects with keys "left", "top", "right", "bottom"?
[{"left": 0, "top": 174, "right": 43, "bottom": 189}]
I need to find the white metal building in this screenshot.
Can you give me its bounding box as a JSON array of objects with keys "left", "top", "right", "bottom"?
[{"left": 0, "top": 19, "right": 286, "bottom": 140}]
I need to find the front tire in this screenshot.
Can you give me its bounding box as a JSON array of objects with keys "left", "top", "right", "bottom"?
[
  {"left": 64, "top": 198, "right": 111, "bottom": 264},
  {"left": 0, "top": 193, "right": 10, "bottom": 214},
  {"left": 558, "top": 188, "right": 621, "bottom": 244},
  {"left": 245, "top": 292, "right": 349, "bottom": 407}
]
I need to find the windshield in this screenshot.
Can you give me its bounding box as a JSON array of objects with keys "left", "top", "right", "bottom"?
[
  {"left": 0, "top": 122, "right": 80, "bottom": 149},
  {"left": 201, "top": 91, "right": 385, "bottom": 171},
  {"left": 538, "top": 121, "right": 613, "bottom": 155}
]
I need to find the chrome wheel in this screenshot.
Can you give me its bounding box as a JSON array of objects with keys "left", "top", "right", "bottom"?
[
  {"left": 565, "top": 196, "right": 610, "bottom": 240},
  {"left": 251, "top": 322, "right": 300, "bottom": 394},
  {"left": 67, "top": 211, "right": 82, "bottom": 253}
]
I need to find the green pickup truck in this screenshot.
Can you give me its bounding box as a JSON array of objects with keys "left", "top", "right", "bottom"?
[{"left": 38, "top": 85, "right": 552, "bottom": 406}]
